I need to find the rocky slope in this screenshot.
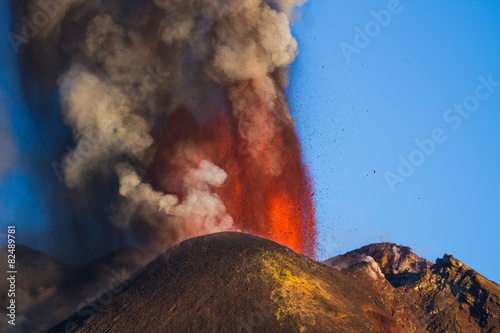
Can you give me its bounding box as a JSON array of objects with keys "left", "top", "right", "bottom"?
[
  {"left": 0, "top": 246, "right": 154, "bottom": 333},
  {"left": 49, "top": 232, "right": 413, "bottom": 332},
  {"left": 324, "top": 243, "right": 433, "bottom": 287},
  {"left": 46, "top": 233, "right": 500, "bottom": 332},
  {"left": 408, "top": 255, "right": 500, "bottom": 332},
  {"left": 324, "top": 243, "right": 500, "bottom": 332},
  {"left": 0, "top": 246, "right": 70, "bottom": 332}
]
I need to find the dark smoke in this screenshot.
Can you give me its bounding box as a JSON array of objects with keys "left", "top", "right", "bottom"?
[{"left": 12, "top": 0, "right": 308, "bottom": 256}]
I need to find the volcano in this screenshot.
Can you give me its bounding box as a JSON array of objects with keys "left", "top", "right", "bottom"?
[
  {"left": 45, "top": 232, "right": 500, "bottom": 333},
  {"left": 6, "top": 2, "right": 500, "bottom": 332}
]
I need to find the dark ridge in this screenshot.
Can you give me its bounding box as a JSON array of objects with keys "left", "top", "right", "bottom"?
[
  {"left": 48, "top": 232, "right": 416, "bottom": 333},
  {"left": 0, "top": 245, "right": 153, "bottom": 333},
  {"left": 8, "top": 234, "right": 498, "bottom": 333},
  {"left": 384, "top": 272, "right": 424, "bottom": 288}
]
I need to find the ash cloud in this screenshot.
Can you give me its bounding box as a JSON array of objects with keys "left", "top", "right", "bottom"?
[{"left": 14, "top": 0, "right": 307, "bottom": 252}]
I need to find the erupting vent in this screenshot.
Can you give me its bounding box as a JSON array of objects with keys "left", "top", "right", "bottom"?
[
  {"left": 14, "top": 0, "right": 317, "bottom": 257},
  {"left": 150, "top": 84, "right": 316, "bottom": 256}
]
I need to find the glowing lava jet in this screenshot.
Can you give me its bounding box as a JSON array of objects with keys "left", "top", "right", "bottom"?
[{"left": 149, "top": 81, "right": 316, "bottom": 257}]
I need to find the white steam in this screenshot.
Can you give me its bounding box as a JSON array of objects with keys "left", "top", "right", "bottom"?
[
  {"left": 392, "top": 245, "right": 401, "bottom": 274},
  {"left": 114, "top": 160, "right": 234, "bottom": 243},
  {"left": 323, "top": 254, "right": 384, "bottom": 281}
]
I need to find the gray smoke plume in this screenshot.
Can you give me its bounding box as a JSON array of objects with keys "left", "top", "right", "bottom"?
[
  {"left": 0, "top": 98, "right": 16, "bottom": 179},
  {"left": 14, "top": 0, "right": 307, "bottom": 252}
]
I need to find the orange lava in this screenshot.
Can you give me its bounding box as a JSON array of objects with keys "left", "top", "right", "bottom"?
[{"left": 148, "top": 83, "right": 317, "bottom": 257}]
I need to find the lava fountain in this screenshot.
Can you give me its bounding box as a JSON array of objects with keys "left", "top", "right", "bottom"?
[
  {"left": 14, "top": 0, "right": 316, "bottom": 257},
  {"left": 150, "top": 80, "right": 316, "bottom": 256}
]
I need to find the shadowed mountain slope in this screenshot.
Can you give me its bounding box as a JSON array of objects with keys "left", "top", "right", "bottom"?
[
  {"left": 49, "top": 232, "right": 416, "bottom": 332},
  {"left": 0, "top": 245, "right": 154, "bottom": 333},
  {"left": 47, "top": 233, "right": 500, "bottom": 332}
]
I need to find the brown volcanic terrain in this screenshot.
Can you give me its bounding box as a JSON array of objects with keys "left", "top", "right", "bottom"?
[
  {"left": 324, "top": 243, "right": 433, "bottom": 287},
  {"left": 0, "top": 246, "right": 154, "bottom": 333},
  {"left": 410, "top": 255, "right": 500, "bottom": 331},
  {"left": 325, "top": 243, "right": 500, "bottom": 332},
  {"left": 0, "top": 245, "right": 70, "bottom": 332},
  {"left": 46, "top": 232, "right": 500, "bottom": 332}
]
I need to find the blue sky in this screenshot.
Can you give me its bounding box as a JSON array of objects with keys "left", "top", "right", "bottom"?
[
  {"left": 1, "top": 0, "right": 499, "bottom": 283},
  {"left": 0, "top": 0, "right": 74, "bottom": 258},
  {"left": 288, "top": 0, "right": 500, "bottom": 282}
]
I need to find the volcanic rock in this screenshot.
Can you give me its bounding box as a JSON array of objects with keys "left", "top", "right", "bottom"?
[
  {"left": 49, "top": 232, "right": 416, "bottom": 332},
  {"left": 44, "top": 233, "right": 500, "bottom": 332},
  {"left": 0, "top": 246, "right": 153, "bottom": 332},
  {"left": 324, "top": 243, "right": 500, "bottom": 332},
  {"left": 0, "top": 246, "right": 70, "bottom": 332},
  {"left": 408, "top": 254, "right": 500, "bottom": 332},
  {"left": 324, "top": 243, "right": 433, "bottom": 287}
]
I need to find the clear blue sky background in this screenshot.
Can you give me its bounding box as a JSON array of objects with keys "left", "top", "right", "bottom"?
[
  {"left": 288, "top": 0, "right": 500, "bottom": 283},
  {"left": 1, "top": 0, "right": 499, "bottom": 283}
]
